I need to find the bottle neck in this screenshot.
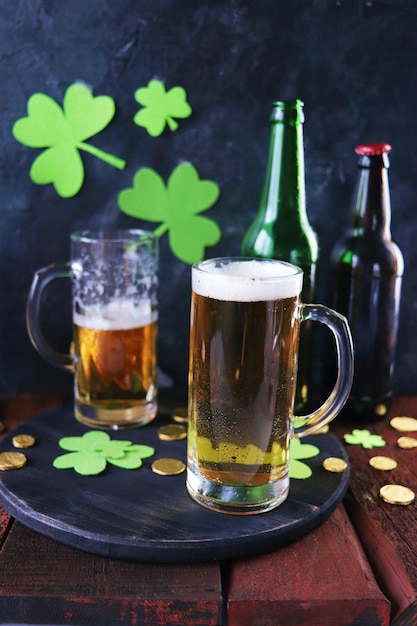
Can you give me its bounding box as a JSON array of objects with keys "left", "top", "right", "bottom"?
[
  {"left": 352, "top": 153, "right": 392, "bottom": 238},
  {"left": 261, "top": 103, "right": 308, "bottom": 225}
]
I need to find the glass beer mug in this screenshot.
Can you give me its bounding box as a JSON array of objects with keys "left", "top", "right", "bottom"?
[
  {"left": 186, "top": 257, "right": 353, "bottom": 514},
  {"left": 27, "top": 230, "right": 158, "bottom": 429}
]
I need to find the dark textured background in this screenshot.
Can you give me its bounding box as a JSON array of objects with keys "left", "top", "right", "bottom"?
[{"left": 1, "top": 0, "right": 416, "bottom": 396}]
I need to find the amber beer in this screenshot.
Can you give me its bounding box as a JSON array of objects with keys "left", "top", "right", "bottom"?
[
  {"left": 187, "top": 258, "right": 303, "bottom": 513},
  {"left": 73, "top": 300, "right": 157, "bottom": 427}
]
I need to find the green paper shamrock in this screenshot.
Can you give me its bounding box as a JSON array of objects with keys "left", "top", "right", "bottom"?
[
  {"left": 134, "top": 80, "right": 192, "bottom": 136},
  {"left": 118, "top": 162, "right": 221, "bottom": 264},
  {"left": 53, "top": 431, "right": 155, "bottom": 476},
  {"left": 293, "top": 417, "right": 308, "bottom": 429},
  {"left": 289, "top": 439, "right": 320, "bottom": 480},
  {"left": 344, "top": 429, "right": 386, "bottom": 449},
  {"left": 13, "top": 82, "right": 126, "bottom": 198}
]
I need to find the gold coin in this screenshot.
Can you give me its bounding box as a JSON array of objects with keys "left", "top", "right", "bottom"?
[
  {"left": 379, "top": 484, "right": 415, "bottom": 506},
  {"left": 375, "top": 403, "right": 388, "bottom": 416},
  {"left": 369, "top": 456, "right": 397, "bottom": 471},
  {"left": 151, "top": 458, "right": 186, "bottom": 476},
  {"left": 172, "top": 407, "right": 189, "bottom": 423},
  {"left": 12, "top": 434, "right": 36, "bottom": 449},
  {"left": 397, "top": 436, "right": 417, "bottom": 449},
  {"left": 322, "top": 457, "right": 348, "bottom": 473},
  {"left": 390, "top": 416, "right": 417, "bottom": 432},
  {"left": 0, "top": 451, "right": 27, "bottom": 471},
  {"left": 158, "top": 424, "right": 187, "bottom": 441},
  {"left": 0, "top": 422, "right": 5, "bottom": 434}
]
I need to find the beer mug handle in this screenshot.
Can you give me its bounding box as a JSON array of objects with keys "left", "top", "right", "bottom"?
[
  {"left": 26, "top": 263, "right": 73, "bottom": 371},
  {"left": 293, "top": 303, "right": 354, "bottom": 438}
]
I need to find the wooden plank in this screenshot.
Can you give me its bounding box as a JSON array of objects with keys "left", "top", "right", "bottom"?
[
  {"left": 227, "top": 505, "right": 390, "bottom": 626},
  {"left": 0, "top": 392, "right": 70, "bottom": 427},
  {"left": 334, "top": 396, "right": 417, "bottom": 625},
  {"left": 0, "top": 521, "right": 222, "bottom": 626},
  {"left": 0, "top": 503, "right": 12, "bottom": 548}
]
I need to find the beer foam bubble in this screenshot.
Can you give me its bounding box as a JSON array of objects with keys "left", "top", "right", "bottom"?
[
  {"left": 73, "top": 299, "right": 157, "bottom": 330},
  {"left": 193, "top": 259, "right": 302, "bottom": 302}
]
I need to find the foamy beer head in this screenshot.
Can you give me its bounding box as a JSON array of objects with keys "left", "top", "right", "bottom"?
[
  {"left": 192, "top": 258, "right": 303, "bottom": 302},
  {"left": 73, "top": 298, "right": 157, "bottom": 331}
]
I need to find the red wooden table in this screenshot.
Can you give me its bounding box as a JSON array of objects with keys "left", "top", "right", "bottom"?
[{"left": 0, "top": 393, "right": 416, "bottom": 626}]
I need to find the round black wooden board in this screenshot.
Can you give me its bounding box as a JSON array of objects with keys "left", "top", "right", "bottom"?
[{"left": 0, "top": 404, "right": 349, "bottom": 563}]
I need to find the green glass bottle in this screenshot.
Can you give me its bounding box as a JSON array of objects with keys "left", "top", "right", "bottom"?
[
  {"left": 331, "top": 143, "right": 404, "bottom": 422},
  {"left": 242, "top": 100, "right": 319, "bottom": 412}
]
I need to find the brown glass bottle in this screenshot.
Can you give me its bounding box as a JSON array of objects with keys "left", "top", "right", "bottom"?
[
  {"left": 241, "top": 100, "right": 318, "bottom": 412},
  {"left": 331, "top": 143, "right": 404, "bottom": 422}
]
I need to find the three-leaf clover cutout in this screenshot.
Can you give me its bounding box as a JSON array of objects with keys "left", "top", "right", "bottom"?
[
  {"left": 53, "top": 431, "right": 155, "bottom": 476},
  {"left": 118, "top": 162, "right": 221, "bottom": 264},
  {"left": 290, "top": 439, "right": 320, "bottom": 480},
  {"left": 134, "top": 80, "right": 192, "bottom": 136},
  {"left": 344, "top": 429, "right": 386, "bottom": 449},
  {"left": 13, "top": 82, "right": 126, "bottom": 198}
]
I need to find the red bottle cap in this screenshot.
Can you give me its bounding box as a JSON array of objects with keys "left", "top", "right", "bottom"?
[{"left": 355, "top": 143, "right": 392, "bottom": 156}]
